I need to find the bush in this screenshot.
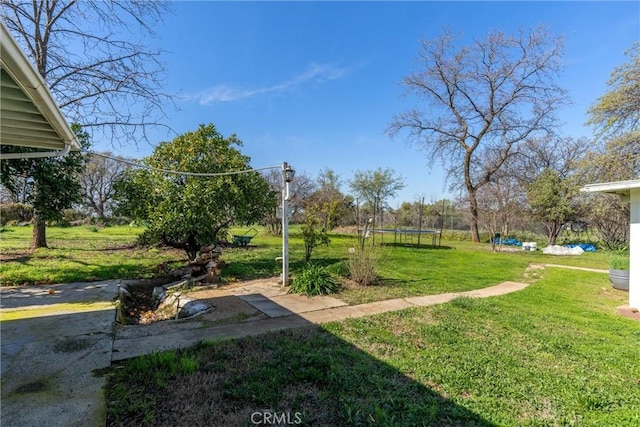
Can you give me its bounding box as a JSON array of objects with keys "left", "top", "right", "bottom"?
[
  {"left": 300, "top": 217, "right": 330, "bottom": 262},
  {"left": 440, "top": 229, "right": 549, "bottom": 244},
  {"left": 136, "top": 228, "right": 162, "bottom": 247},
  {"left": 325, "top": 261, "right": 349, "bottom": 277},
  {"left": 609, "top": 253, "right": 629, "bottom": 270},
  {"left": 347, "top": 243, "right": 386, "bottom": 286},
  {"left": 290, "top": 264, "right": 341, "bottom": 296},
  {"left": 0, "top": 203, "right": 33, "bottom": 225}
]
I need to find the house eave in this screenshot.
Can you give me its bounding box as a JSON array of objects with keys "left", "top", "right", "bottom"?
[{"left": 1, "top": 20, "right": 81, "bottom": 157}]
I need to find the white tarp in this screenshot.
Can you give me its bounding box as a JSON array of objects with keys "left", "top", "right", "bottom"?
[{"left": 542, "top": 245, "right": 584, "bottom": 256}]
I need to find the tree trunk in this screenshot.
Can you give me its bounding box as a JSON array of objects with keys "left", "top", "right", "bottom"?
[
  {"left": 547, "top": 221, "right": 562, "bottom": 246},
  {"left": 31, "top": 211, "right": 48, "bottom": 249},
  {"left": 468, "top": 191, "right": 481, "bottom": 243}
]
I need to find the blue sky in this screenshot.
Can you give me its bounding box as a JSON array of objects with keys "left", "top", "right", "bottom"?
[{"left": 103, "top": 1, "right": 639, "bottom": 206}]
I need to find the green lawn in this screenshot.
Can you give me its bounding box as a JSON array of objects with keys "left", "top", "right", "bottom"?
[
  {"left": 223, "top": 227, "right": 612, "bottom": 304},
  {"left": 1, "top": 225, "right": 610, "bottom": 297},
  {"left": 0, "top": 225, "right": 187, "bottom": 285},
  {"left": 2, "top": 225, "right": 635, "bottom": 425},
  {"left": 105, "top": 267, "right": 639, "bottom": 426}
]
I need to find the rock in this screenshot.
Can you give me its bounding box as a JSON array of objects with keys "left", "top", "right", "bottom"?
[
  {"left": 178, "top": 300, "right": 211, "bottom": 319},
  {"left": 151, "top": 286, "right": 166, "bottom": 303},
  {"left": 204, "top": 270, "right": 219, "bottom": 284},
  {"left": 118, "top": 285, "right": 130, "bottom": 297},
  {"left": 169, "top": 266, "right": 193, "bottom": 278}
]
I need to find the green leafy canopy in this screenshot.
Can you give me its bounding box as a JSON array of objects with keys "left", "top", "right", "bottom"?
[{"left": 114, "top": 124, "right": 276, "bottom": 259}]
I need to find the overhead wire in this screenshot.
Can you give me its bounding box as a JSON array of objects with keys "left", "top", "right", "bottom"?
[{"left": 81, "top": 149, "right": 281, "bottom": 177}]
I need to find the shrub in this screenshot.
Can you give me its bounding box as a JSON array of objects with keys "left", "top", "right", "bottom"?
[
  {"left": 347, "top": 243, "right": 386, "bottom": 286},
  {"left": 290, "top": 264, "right": 340, "bottom": 296},
  {"left": 136, "top": 228, "right": 162, "bottom": 247},
  {"left": 300, "top": 217, "right": 330, "bottom": 262},
  {"left": 0, "top": 203, "right": 33, "bottom": 225},
  {"left": 325, "top": 261, "right": 349, "bottom": 277}
]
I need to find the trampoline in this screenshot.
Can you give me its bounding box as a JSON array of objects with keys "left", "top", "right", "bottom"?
[{"left": 367, "top": 228, "right": 441, "bottom": 247}]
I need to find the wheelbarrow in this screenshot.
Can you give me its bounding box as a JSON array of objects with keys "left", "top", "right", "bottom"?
[{"left": 232, "top": 228, "right": 258, "bottom": 247}]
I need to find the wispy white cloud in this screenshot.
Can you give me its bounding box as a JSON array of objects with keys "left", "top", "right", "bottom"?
[{"left": 191, "top": 63, "right": 349, "bottom": 105}]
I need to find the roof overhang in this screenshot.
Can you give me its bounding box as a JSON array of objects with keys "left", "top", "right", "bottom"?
[
  {"left": 580, "top": 179, "right": 640, "bottom": 203},
  {"left": 0, "top": 20, "right": 81, "bottom": 158}
]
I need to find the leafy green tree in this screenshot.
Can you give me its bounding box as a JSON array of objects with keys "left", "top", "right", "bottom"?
[
  {"left": 0, "top": 125, "right": 89, "bottom": 248},
  {"left": 395, "top": 201, "right": 416, "bottom": 227},
  {"left": 114, "top": 124, "right": 275, "bottom": 260},
  {"left": 508, "top": 135, "right": 589, "bottom": 242},
  {"left": 584, "top": 41, "right": 639, "bottom": 181},
  {"left": 587, "top": 42, "right": 639, "bottom": 160},
  {"left": 580, "top": 42, "right": 639, "bottom": 249},
  {"left": 526, "top": 168, "right": 581, "bottom": 245}
]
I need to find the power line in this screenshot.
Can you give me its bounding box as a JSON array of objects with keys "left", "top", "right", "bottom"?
[{"left": 82, "top": 150, "right": 280, "bottom": 177}]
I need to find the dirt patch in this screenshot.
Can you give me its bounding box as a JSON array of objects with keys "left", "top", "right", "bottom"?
[
  {"left": 184, "top": 280, "right": 279, "bottom": 324},
  {"left": 119, "top": 276, "right": 281, "bottom": 324},
  {"left": 332, "top": 225, "right": 358, "bottom": 234},
  {"left": 616, "top": 305, "right": 640, "bottom": 322},
  {"left": 491, "top": 246, "right": 523, "bottom": 253},
  {"left": 189, "top": 295, "right": 267, "bottom": 325}
]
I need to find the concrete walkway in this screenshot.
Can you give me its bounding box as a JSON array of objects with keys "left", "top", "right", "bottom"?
[
  {"left": 543, "top": 263, "right": 608, "bottom": 274},
  {"left": 1, "top": 281, "right": 119, "bottom": 427},
  {"left": 1, "top": 279, "right": 528, "bottom": 426}
]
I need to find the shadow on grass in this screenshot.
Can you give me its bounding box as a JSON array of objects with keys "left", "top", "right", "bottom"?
[
  {"left": 223, "top": 255, "right": 345, "bottom": 280},
  {"left": 0, "top": 254, "right": 33, "bottom": 264},
  {"left": 379, "top": 242, "right": 455, "bottom": 250},
  {"left": 106, "top": 294, "right": 496, "bottom": 426}
]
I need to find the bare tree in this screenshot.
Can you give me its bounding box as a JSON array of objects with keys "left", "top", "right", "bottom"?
[
  {"left": 79, "top": 153, "right": 129, "bottom": 220},
  {"left": 500, "top": 135, "right": 589, "bottom": 245},
  {"left": 476, "top": 174, "right": 526, "bottom": 251},
  {"left": 1, "top": 0, "right": 174, "bottom": 145},
  {"left": 388, "top": 27, "right": 566, "bottom": 242},
  {"left": 1, "top": 0, "right": 173, "bottom": 248},
  {"left": 260, "top": 169, "right": 315, "bottom": 235},
  {"left": 349, "top": 167, "right": 405, "bottom": 230},
  {"left": 514, "top": 136, "right": 592, "bottom": 183},
  {"left": 306, "top": 168, "right": 352, "bottom": 231}
]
